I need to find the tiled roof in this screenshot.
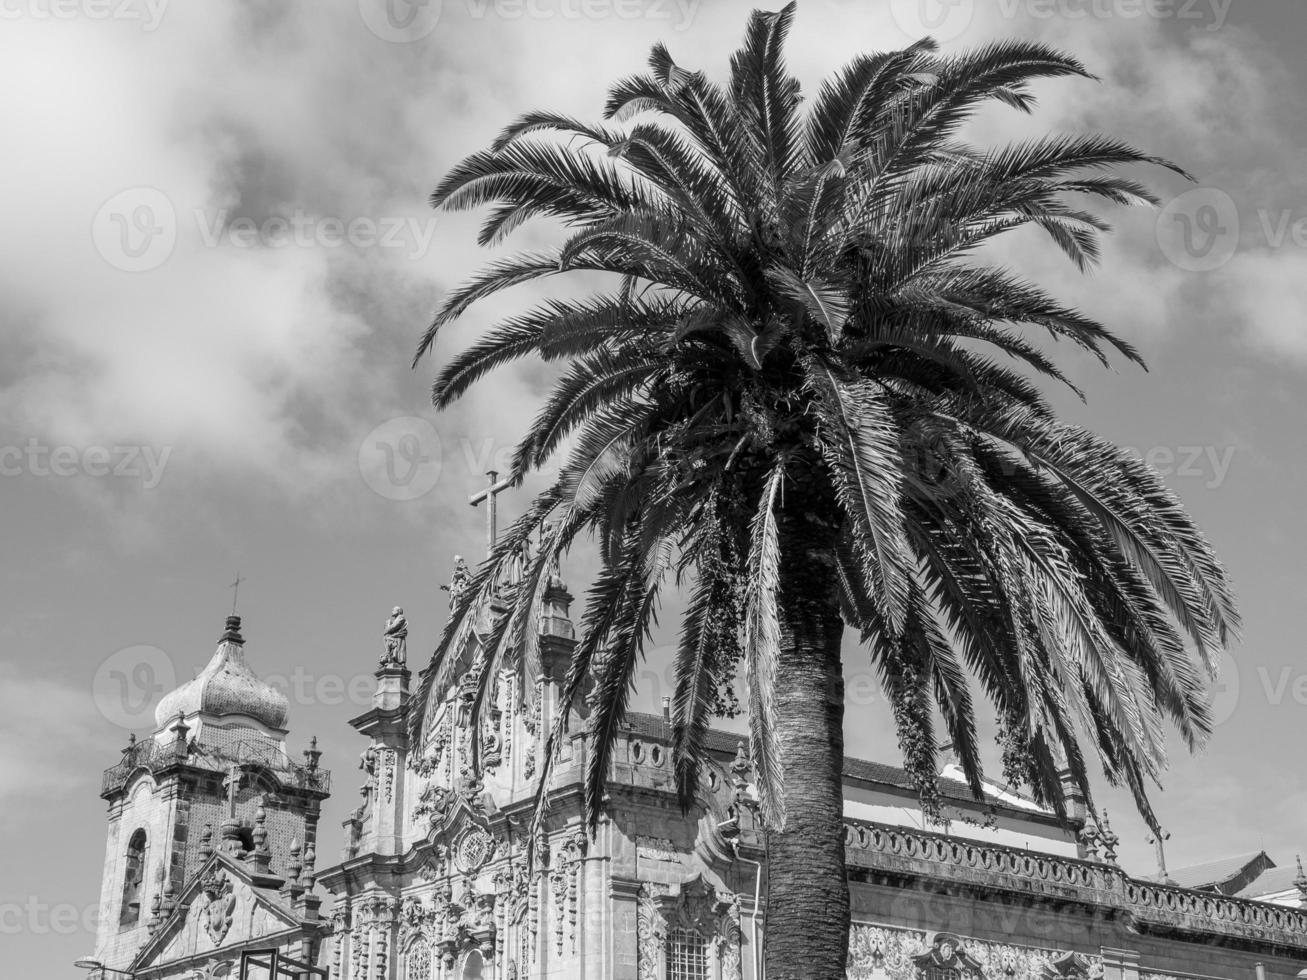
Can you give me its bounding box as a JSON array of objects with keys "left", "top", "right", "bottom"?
[
  {"left": 1159, "top": 852, "right": 1269, "bottom": 890},
  {"left": 621, "top": 711, "right": 1017, "bottom": 809},
  {"left": 1237, "top": 864, "right": 1302, "bottom": 899}
]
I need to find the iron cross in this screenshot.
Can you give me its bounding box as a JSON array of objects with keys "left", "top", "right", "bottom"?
[{"left": 229, "top": 571, "right": 245, "bottom": 616}]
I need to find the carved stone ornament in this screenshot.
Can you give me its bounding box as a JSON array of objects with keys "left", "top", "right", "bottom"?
[
  {"left": 191, "top": 960, "right": 233, "bottom": 979},
  {"left": 636, "top": 877, "right": 743, "bottom": 980},
  {"left": 199, "top": 870, "right": 236, "bottom": 946},
  {"left": 453, "top": 827, "right": 495, "bottom": 875}
]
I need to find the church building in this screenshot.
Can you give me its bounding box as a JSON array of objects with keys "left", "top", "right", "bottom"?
[{"left": 82, "top": 568, "right": 1307, "bottom": 980}]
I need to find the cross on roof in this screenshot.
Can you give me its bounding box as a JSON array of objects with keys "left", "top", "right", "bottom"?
[
  {"left": 222, "top": 764, "right": 242, "bottom": 817},
  {"left": 468, "top": 470, "right": 515, "bottom": 557},
  {"left": 229, "top": 571, "right": 245, "bottom": 616}
]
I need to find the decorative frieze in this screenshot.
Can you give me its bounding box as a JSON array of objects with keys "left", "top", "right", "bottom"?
[
  {"left": 635, "top": 836, "right": 679, "bottom": 863},
  {"left": 846, "top": 923, "right": 1105, "bottom": 980}
]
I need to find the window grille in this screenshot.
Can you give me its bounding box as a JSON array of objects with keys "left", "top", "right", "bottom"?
[
  {"left": 666, "top": 926, "right": 709, "bottom": 980},
  {"left": 406, "top": 940, "right": 432, "bottom": 980}
]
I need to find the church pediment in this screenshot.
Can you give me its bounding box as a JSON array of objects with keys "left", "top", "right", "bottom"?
[{"left": 130, "top": 853, "right": 310, "bottom": 974}]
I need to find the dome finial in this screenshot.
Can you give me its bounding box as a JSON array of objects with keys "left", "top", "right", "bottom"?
[{"left": 221, "top": 615, "right": 243, "bottom": 644}]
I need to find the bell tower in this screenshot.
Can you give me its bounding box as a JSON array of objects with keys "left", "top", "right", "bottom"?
[{"left": 92, "top": 614, "right": 331, "bottom": 973}]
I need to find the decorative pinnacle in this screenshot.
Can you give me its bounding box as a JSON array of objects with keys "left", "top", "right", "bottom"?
[
  {"left": 302, "top": 843, "right": 317, "bottom": 887},
  {"left": 1295, "top": 855, "right": 1307, "bottom": 900},
  {"left": 1099, "top": 810, "right": 1120, "bottom": 864},
  {"left": 246, "top": 805, "right": 271, "bottom": 873},
  {"left": 284, "top": 838, "right": 305, "bottom": 895},
  {"left": 303, "top": 736, "right": 322, "bottom": 772}
]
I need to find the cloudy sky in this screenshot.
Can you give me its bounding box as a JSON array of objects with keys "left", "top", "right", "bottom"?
[{"left": 3, "top": 0, "right": 1306, "bottom": 973}]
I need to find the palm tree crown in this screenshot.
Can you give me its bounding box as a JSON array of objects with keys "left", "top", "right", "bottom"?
[{"left": 411, "top": 3, "right": 1238, "bottom": 851}]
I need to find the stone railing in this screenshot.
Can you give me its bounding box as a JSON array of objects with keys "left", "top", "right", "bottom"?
[
  {"left": 101, "top": 735, "right": 332, "bottom": 797},
  {"left": 843, "top": 819, "right": 1307, "bottom": 951}
]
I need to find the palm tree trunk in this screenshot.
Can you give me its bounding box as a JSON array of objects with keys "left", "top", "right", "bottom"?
[{"left": 763, "top": 488, "right": 849, "bottom": 978}]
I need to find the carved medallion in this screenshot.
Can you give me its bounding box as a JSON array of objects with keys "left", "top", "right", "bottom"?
[
  {"left": 453, "top": 828, "right": 495, "bottom": 874},
  {"left": 199, "top": 870, "right": 236, "bottom": 945}
]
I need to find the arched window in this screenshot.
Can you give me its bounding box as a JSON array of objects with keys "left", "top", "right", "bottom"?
[
  {"left": 405, "top": 939, "right": 432, "bottom": 980},
  {"left": 666, "top": 926, "right": 709, "bottom": 980},
  {"left": 119, "top": 829, "right": 147, "bottom": 928},
  {"left": 458, "top": 950, "right": 484, "bottom": 979}
]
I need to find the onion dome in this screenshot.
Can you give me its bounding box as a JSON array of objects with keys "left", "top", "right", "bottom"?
[{"left": 154, "top": 616, "right": 289, "bottom": 732}]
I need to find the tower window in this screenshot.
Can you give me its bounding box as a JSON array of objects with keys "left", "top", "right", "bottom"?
[
  {"left": 119, "top": 829, "right": 147, "bottom": 928},
  {"left": 666, "top": 926, "right": 709, "bottom": 980}
]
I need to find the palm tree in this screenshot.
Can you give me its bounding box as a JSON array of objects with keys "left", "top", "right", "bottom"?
[{"left": 410, "top": 5, "right": 1239, "bottom": 975}]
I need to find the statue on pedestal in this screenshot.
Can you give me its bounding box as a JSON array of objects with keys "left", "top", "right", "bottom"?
[
  {"left": 382, "top": 606, "right": 408, "bottom": 665},
  {"left": 440, "top": 555, "right": 471, "bottom": 610}
]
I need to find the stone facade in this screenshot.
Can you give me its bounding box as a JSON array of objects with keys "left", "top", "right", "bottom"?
[
  {"left": 85, "top": 600, "right": 1307, "bottom": 980},
  {"left": 89, "top": 616, "right": 333, "bottom": 979},
  {"left": 314, "top": 568, "right": 1307, "bottom": 980}
]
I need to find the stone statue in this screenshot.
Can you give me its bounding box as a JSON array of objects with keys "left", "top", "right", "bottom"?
[
  {"left": 512, "top": 536, "right": 533, "bottom": 583},
  {"left": 382, "top": 606, "right": 408, "bottom": 665},
  {"left": 440, "top": 555, "right": 471, "bottom": 609}
]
